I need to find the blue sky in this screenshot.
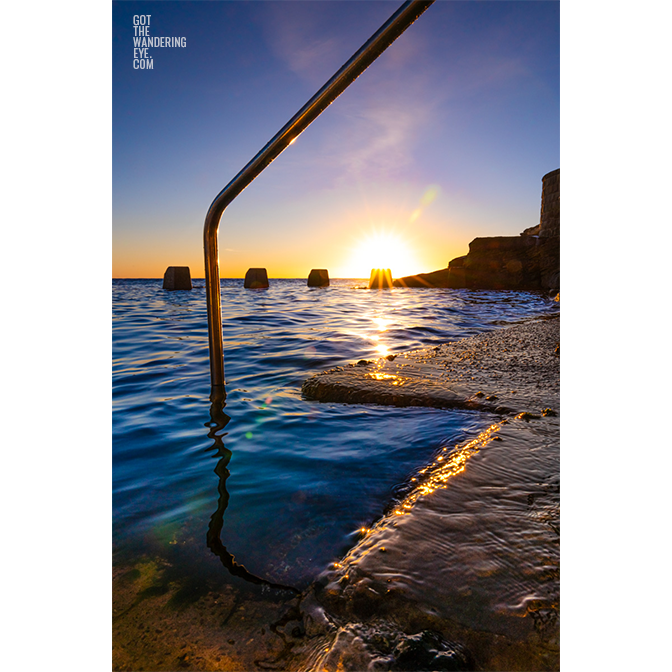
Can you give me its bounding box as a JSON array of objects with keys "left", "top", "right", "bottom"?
[{"left": 113, "top": 1, "right": 559, "bottom": 278}]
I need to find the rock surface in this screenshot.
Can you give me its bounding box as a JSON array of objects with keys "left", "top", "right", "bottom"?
[
  {"left": 303, "top": 415, "right": 559, "bottom": 671},
  {"left": 394, "top": 169, "right": 560, "bottom": 292},
  {"left": 299, "top": 316, "right": 560, "bottom": 671},
  {"left": 393, "top": 267, "right": 454, "bottom": 288},
  {"left": 302, "top": 316, "right": 559, "bottom": 416}
]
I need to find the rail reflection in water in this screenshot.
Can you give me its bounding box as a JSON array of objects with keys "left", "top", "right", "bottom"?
[{"left": 205, "top": 387, "right": 300, "bottom": 595}]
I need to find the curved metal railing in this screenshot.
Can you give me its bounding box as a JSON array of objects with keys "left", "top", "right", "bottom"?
[{"left": 204, "top": 0, "right": 435, "bottom": 390}]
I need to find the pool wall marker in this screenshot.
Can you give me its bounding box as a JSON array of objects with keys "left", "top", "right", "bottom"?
[
  {"left": 369, "top": 268, "right": 393, "bottom": 289},
  {"left": 307, "top": 269, "right": 330, "bottom": 287},
  {"left": 244, "top": 268, "right": 269, "bottom": 289},
  {"left": 163, "top": 266, "right": 192, "bottom": 291}
]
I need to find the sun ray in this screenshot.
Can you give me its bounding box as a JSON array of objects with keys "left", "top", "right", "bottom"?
[{"left": 341, "top": 229, "right": 420, "bottom": 279}]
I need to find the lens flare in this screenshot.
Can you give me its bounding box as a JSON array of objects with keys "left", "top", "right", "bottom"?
[{"left": 409, "top": 184, "right": 441, "bottom": 223}]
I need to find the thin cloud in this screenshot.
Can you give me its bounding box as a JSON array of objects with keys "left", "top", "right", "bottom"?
[
  {"left": 258, "top": 3, "right": 439, "bottom": 184},
  {"left": 260, "top": 3, "right": 352, "bottom": 88},
  {"left": 330, "top": 100, "right": 422, "bottom": 180}
]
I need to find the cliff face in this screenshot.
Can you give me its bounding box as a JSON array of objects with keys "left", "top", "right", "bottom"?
[{"left": 394, "top": 169, "right": 560, "bottom": 292}]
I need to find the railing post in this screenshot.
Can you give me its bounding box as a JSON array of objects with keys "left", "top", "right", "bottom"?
[{"left": 204, "top": 0, "right": 435, "bottom": 390}]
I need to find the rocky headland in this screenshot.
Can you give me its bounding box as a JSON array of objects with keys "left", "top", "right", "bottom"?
[{"left": 394, "top": 169, "right": 560, "bottom": 292}]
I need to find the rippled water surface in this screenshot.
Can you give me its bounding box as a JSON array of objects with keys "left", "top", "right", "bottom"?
[{"left": 113, "top": 279, "right": 558, "bottom": 591}]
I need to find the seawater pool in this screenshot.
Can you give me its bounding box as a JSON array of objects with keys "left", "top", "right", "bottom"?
[{"left": 113, "top": 279, "right": 558, "bottom": 592}]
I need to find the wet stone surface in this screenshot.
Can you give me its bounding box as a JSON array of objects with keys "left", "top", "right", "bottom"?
[
  {"left": 298, "top": 317, "right": 560, "bottom": 671},
  {"left": 302, "top": 316, "right": 559, "bottom": 417},
  {"left": 391, "top": 630, "right": 474, "bottom": 671}
]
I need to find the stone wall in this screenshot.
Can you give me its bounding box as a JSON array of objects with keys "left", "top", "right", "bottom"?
[
  {"left": 537, "top": 169, "right": 560, "bottom": 289},
  {"left": 539, "top": 168, "right": 560, "bottom": 237}
]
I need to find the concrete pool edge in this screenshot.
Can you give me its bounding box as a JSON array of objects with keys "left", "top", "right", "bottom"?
[
  {"left": 302, "top": 315, "right": 559, "bottom": 418},
  {"left": 297, "top": 315, "right": 560, "bottom": 671}
]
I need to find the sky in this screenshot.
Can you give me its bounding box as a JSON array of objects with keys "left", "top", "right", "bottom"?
[{"left": 113, "top": 0, "right": 559, "bottom": 279}]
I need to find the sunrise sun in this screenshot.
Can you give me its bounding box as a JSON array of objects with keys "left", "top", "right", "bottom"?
[{"left": 343, "top": 230, "right": 420, "bottom": 279}]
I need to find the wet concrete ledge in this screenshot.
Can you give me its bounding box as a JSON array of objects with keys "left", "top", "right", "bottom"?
[
  {"left": 298, "top": 316, "right": 560, "bottom": 671},
  {"left": 302, "top": 315, "right": 559, "bottom": 418}
]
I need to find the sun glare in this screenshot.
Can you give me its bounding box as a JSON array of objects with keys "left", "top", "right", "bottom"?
[{"left": 345, "top": 231, "right": 420, "bottom": 279}]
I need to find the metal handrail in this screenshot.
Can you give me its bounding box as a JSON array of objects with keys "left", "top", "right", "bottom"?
[{"left": 204, "top": 0, "right": 435, "bottom": 390}]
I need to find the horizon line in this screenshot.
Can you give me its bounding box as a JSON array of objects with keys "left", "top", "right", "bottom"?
[{"left": 112, "top": 277, "right": 371, "bottom": 281}]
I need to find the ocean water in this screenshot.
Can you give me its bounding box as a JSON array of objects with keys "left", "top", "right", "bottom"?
[{"left": 113, "top": 278, "right": 558, "bottom": 594}]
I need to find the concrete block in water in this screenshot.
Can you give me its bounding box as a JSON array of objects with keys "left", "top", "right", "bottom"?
[
  {"left": 244, "top": 268, "right": 269, "bottom": 289},
  {"left": 369, "top": 268, "right": 393, "bottom": 289},
  {"left": 307, "top": 269, "right": 329, "bottom": 287},
  {"left": 162, "top": 266, "right": 192, "bottom": 290}
]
